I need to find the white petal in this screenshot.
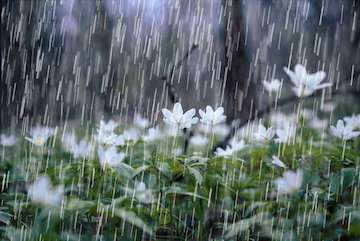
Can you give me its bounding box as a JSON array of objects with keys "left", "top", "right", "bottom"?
[{"left": 173, "top": 103, "right": 183, "bottom": 115}]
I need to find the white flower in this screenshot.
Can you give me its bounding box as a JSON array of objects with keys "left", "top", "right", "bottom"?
[
  {"left": 113, "top": 135, "right": 125, "bottom": 146},
  {"left": 253, "top": 123, "right": 275, "bottom": 142},
  {"left": 275, "top": 170, "right": 303, "bottom": 195},
  {"left": 122, "top": 128, "right": 141, "bottom": 142},
  {"left": 162, "top": 102, "right": 198, "bottom": 129},
  {"left": 270, "top": 112, "right": 297, "bottom": 128},
  {"left": 0, "top": 134, "right": 17, "bottom": 146},
  {"left": 143, "top": 127, "right": 162, "bottom": 142},
  {"left": 284, "top": 64, "right": 332, "bottom": 97},
  {"left": 134, "top": 114, "right": 150, "bottom": 129},
  {"left": 234, "top": 122, "right": 256, "bottom": 140},
  {"left": 215, "top": 146, "right": 234, "bottom": 157},
  {"left": 229, "top": 138, "right": 246, "bottom": 151},
  {"left": 113, "top": 128, "right": 141, "bottom": 145},
  {"left": 96, "top": 120, "right": 118, "bottom": 145},
  {"left": 98, "top": 146, "right": 126, "bottom": 169},
  {"left": 263, "top": 78, "right": 281, "bottom": 93},
  {"left": 28, "top": 176, "right": 64, "bottom": 206},
  {"left": 190, "top": 134, "right": 208, "bottom": 146},
  {"left": 330, "top": 119, "right": 360, "bottom": 141},
  {"left": 72, "top": 140, "right": 93, "bottom": 159},
  {"left": 309, "top": 118, "right": 328, "bottom": 130},
  {"left": 99, "top": 120, "right": 118, "bottom": 133},
  {"left": 25, "top": 126, "right": 55, "bottom": 147},
  {"left": 199, "top": 106, "right": 226, "bottom": 126},
  {"left": 96, "top": 132, "right": 118, "bottom": 145},
  {"left": 135, "top": 181, "right": 154, "bottom": 204},
  {"left": 62, "top": 132, "right": 93, "bottom": 158},
  {"left": 271, "top": 155, "right": 287, "bottom": 168},
  {"left": 275, "top": 124, "right": 297, "bottom": 143},
  {"left": 344, "top": 114, "right": 360, "bottom": 130},
  {"left": 62, "top": 132, "right": 77, "bottom": 150}
]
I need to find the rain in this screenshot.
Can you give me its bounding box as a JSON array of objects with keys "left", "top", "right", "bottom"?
[{"left": 0, "top": 0, "right": 360, "bottom": 240}]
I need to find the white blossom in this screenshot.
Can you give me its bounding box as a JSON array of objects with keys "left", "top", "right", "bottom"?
[
  {"left": 190, "top": 134, "right": 208, "bottom": 146},
  {"left": 275, "top": 170, "right": 303, "bottom": 195},
  {"left": 343, "top": 114, "right": 360, "bottom": 130},
  {"left": 271, "top": 155, "right": 287, "bottom": 168},
  {"left": 275, "top": 124, "right": 297, "bottom": 143},
  {"left": 269, "top": 112, "right": 297, "bottom": 128},
  {"left": 263, "top": 78, "right": 281, "bottom": 93},
  {"left": 98, "top": 146, "right": 126, "bottom": 169},
  {"left": 28, "top": 176, "right": 64, "bottom": 206},
  {"left": 330, "top": 119, "right": 360, "bottom": 141},
  {"left": 284, "top": 64, "right": 332, "bottom": 97},
  {"left": 134, "top": 114, "right": 150, "bottom": 129},
  {"left": 215, "top": 146, "right": 234, "bottom": 157},
  {"left": 0, "top": 134, "right": 17, "bottom": 146},
  {"left": 143, "top": 127, "right": 162, "bottom": 142},
  {"left": 121, "top": 128, "right": 141, "bottom": 142},
  {"left": 229, "top": 138, "right": 246, "bottom": 152},
  {"left": 72, "top": 140, "right": 93, "bottom": 159},
  {"left": 96, "top": 120, "right": 118, "bottom": 145},
  {"left": 98, "top": 120, "right": 118, "bottom": 133},
  {"left": 62, "top": 132, "right": 77, "bottom": 151},
  {"left": 253, "top": 123, "right": 275, "bottom": 142},
  {"left": 25, "top": 126, "right": 55, "bottom": 147},
  {"left": 162, "top": 102, "right": 198, "bottom": 129},
  {"left": 199, "top": 106, "right": 226, "bottom": 126},
  {"left": 62, "top": 132, "right": 92, "bottom": 158},
  {"left": 96, "top": 132, "right": 118, "bottom": 146},
  {"left": 309, "top": 118, "right": 328, "bottom": 130},
  {"left": 113, "top": 135, "right": 125, "bottom": 146},
  {"left": 135, "top": 181, "right": 154, "bottom": 204},
  {"left": 111, "top": 128, "right": 140, "bottom": 145}
]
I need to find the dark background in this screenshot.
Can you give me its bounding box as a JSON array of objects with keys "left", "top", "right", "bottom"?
[{"left": 1, "top": 0, "right": 359, "bottom": 132}]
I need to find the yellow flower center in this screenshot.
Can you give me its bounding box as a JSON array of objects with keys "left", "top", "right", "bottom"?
[{"left": 35, "top": 137, "right": 45, "bottom": 146}]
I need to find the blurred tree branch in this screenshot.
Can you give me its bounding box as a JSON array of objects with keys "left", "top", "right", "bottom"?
[{"left": 162, "top": 44, "right": 199, "bottom": 104}]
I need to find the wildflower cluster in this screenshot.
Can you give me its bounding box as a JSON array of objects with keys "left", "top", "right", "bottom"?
[{"left": 1, "top": 101, "right": 359, "bottom": 240}]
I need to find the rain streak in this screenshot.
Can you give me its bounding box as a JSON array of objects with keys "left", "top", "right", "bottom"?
[{"left": 0, "top": 0, "right": 360, "bottom": 240}]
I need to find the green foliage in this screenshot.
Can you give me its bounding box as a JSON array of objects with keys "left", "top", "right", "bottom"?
[{"left": 0, "top": 126, "right": 359, "bottom": 241}]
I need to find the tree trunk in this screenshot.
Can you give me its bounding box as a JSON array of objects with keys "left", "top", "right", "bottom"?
[{"left": 223, "top": 0, "right": 257, "bottom": 123}]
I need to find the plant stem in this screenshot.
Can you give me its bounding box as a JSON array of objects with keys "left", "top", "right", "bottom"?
[
  {"left": 341, "top": 140, "right": 347, "bottom": 161},
  {"left": 172, "top": 126, "right": 179, "bottom": 165}
]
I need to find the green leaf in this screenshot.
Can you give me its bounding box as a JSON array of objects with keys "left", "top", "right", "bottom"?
[
  {"left": 225, "top": 213, "right": 271, "bottom": 239},
  {"left": 116, "top": 162, "right": 135, "bottom": 179},
  {"left": 132, "top": 165, "right": 150, "bottom": 178},
  {"left": 66, "top": 199, "right": 95, "bottom": 211},
  {"left": 113, "top": 208, "right": 153, "bottom": 235},
  {"left": 0, "top": 210, "right": 12, "bottom": 225},
  {"left": 329, "top": 167, "right": 356, "bottom": 194},
  {"left": 188, "top": 166, "right": 203, "bottom": 184},
  {"left": 165, "top": 186, "right": 208, "bottom": 201}
]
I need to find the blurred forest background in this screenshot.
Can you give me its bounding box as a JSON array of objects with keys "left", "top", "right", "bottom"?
[{"left": 1, "top": 0, "right": 359, "bottom": 131}]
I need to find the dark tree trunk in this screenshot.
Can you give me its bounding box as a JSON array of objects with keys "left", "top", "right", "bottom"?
[{"left": 223, "top": 0, "right": 257, "bottom": 123}]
